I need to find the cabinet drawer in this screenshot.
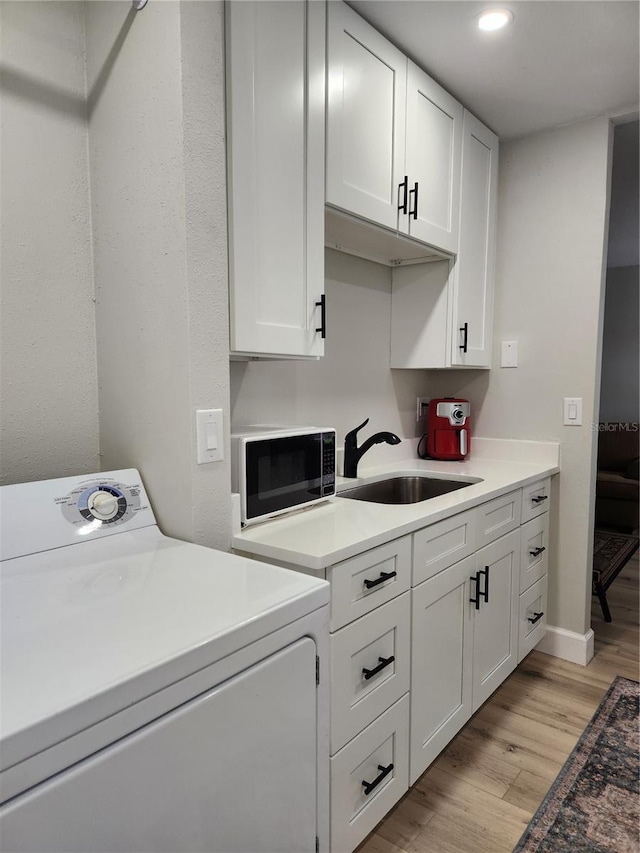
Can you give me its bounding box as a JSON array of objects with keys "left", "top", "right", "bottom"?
[
  {"left": 520, "top": 514, "right": 549, "bottom": 593},
  {"left": 521, "top": 477, "right": 551, "bottom": 523},
  {"left": 331, "top": 593, "right": 410, "bottom": 753},
  {"left": 329, "top": 536, "right": 411, "bottom": 631},
  {"left": 518, "top": 574, "right": 548, "bottom": 663},
  {"left": 330, "top": 695, "right": 409, "bottom": 853},
  {"left": 475, "top": 489, "right": 521, "bottom": 549},
  {"left": 412, "top": 509, "right": 476, "bottom": 586}
]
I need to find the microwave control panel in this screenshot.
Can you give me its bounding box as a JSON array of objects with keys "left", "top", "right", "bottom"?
[{"left": 321, "top": 431, "right": 336, "bottom": 496}]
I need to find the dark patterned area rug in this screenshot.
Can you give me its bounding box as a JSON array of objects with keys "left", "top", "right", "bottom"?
[{"left": 513, "top": 676, "right": 639, "bottom": 852}]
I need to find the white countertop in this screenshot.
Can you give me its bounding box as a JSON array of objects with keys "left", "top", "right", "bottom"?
[{"left": 232, "top": 443, "right": 560, "bottom": 570}]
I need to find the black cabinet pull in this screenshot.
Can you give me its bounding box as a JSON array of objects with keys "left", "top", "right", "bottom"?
[
  {"left": 315, "top": 295, "right": 326, "bottom": 339},
  {"left": 469, "top": 571, "right": 481, "bottom": 610},
  {"left": 531, "top": 495, "right": 548, "bottom": 504},
  {"left": 363, "top": 570, "right": 397, "bottom": 590},
  {"left": 459, "top": 322, "right": 468, "bottom": 353},
  {"left": 529, "top": 546, "right": 546, "bottom": 557},
  {"left": 408, "top": 182, "right": 419, "bottom": 219},
  {"left": 362, "top": 763, "right": 394, "bottom": 796},
  {"left": 398, "top": 176, "right": 408, "bottom": 213},
  {"left": 527, "top": 611, "right": 544, "bottom": 625},
  {"left": 362, "top": 655, "right": 395, "bottom": 681},
  {"left": 480, "top": 566, "right": 490, "bottom": 604}
]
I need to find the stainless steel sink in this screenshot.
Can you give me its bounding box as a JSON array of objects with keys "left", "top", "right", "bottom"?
[{"left": 338, "top": 476, "right": 475, "bottom": 505}]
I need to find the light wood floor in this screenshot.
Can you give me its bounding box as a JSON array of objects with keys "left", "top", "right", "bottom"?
[{"left": 357, "top": 551, "right": 639, "bottom": 853}]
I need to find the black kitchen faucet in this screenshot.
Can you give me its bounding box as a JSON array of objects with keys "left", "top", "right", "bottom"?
[{"left": 343, "top": 418, "right": 401, "bottom": 478}]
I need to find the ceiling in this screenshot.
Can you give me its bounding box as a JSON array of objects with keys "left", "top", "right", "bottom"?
[{"left": 347, "top": 0, "right": 640, "bottom": 139}]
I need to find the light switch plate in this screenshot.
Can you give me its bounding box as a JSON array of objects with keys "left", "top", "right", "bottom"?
[
  {"left": 196, "top": 409, "right": 224, "bottom": 463},
  {"left": 563, "top": 397, "right": 583, "bottom": 426}
]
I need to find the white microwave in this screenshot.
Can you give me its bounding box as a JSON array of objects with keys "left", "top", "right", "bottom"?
[{"left": 231, "top": 426, "right": 337, "bottom": 526}]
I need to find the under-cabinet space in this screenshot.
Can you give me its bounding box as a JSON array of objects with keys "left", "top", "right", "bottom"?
[{"left": 330, "top": 695, "right": 409, "bottom": 853}]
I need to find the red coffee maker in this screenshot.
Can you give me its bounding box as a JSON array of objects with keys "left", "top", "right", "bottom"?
[{"left": 426, "top": 398, "right": 471, "bottom": 461}]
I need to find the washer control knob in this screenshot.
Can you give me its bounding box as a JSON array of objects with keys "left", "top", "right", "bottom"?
[{"left": 88, "top": 490, "right": 120, "bottom": 520}]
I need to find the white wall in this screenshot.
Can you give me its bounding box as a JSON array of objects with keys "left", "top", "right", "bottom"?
[
  {"left": 85, "top": 0, "right": 231, "bottom": 548},
  {"left": 0, "top": 1, "right": 99, "bottom": 484},
  {"left": 428, "top": 116, "right": 613, "bottom": 637},
  {"left": 599, "top": 266, "right": 640, "bottom": 422},
  {"left": 231, "top": 249, "right": 434, "bottom": 469}
]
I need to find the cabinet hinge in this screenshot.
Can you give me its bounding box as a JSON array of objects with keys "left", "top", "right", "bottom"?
[{"left": 316, "top": 655, "right": 320, "bottom": 686}]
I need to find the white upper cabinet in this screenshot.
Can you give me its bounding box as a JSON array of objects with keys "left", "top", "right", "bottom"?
[
  {"left": 326, "top": 1, "right": 406, "bottom": 232},
  {"left": 404, "top": 62, "right": 462, "bottom": 254},
  {"left": 450, "top": 111, "right": 499, "bottom": 367},
  {"left": 390, "top": 109, "right": 499, "bottom": 370},
  {"left": 326, "top": 2, "right": 462, "bottom": 255},
  {"left": 226, "top": 1, "right": 326, "bottom": 358}
]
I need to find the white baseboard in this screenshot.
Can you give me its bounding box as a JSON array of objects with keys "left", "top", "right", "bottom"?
[{"left": 535, "top": 625, "right": 595, "bottom": 666}]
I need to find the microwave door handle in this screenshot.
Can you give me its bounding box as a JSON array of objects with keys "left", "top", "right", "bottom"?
[{"left": 459, "top": 429, "right": 468, "bottom": 457}]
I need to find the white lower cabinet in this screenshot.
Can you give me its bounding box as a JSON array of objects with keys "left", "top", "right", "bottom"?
[
  {"left": 471, "top": 529, "right": 520, "bottom": 710},
  {"left": 331, "top": 593, "right": 410, "bottom": 753},
  {"left": 518, "top": 574, "right": 549, "bottom": 662},
  {"left": 410, "top": 555, "right": 474, "bottom": 784},
  {"left": 410, "top": 528, "right": 520, "bottom": 784},
  {"left": 330, "top": 696, "right": 409, "bottom": 853},
  {"left": 284, "top": 481, "right": 552, "bottom": 851}
]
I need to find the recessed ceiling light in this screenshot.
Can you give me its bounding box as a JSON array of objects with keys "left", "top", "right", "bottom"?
[{"left": 477, "top": 8, "right": 514, "bottom": 31}]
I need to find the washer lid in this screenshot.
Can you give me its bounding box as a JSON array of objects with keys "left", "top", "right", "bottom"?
[{"left": 0, "top": 527, "right": 328, "bottom": 773}]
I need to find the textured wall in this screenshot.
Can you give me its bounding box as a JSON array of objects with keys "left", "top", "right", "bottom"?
[
  {"left": 0, "top": 1, "right": 99, "bottom": 484},
  {"left": 85, "top": 0, "right": 231, "bottom": 548}
]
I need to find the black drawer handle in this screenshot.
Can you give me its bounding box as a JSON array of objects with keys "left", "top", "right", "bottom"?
[
  {"left": 527, "top": 611, "right": 544, "bottom": 625},
  {"left": 470, "top": 571, "right": 481, "bottom": 610},
  {"left": 315, "top": 295, "right": 326, "bottom": 339},
  {"left": 531, "top": 495, "right": 548, "bottom": 504},
  {"left": 480, "top": 565, "right": 490, "bottom": 604},
  {"left": 363, "top": 570, "right": 397, "bottom": 590},
  {"left": 398, "top": 176, "right": 408, "bottom": 214},
  {"left": 459, "top": 322, "right": 468, "bottom": 353},
  {"left": 408, "top": 182, "right": 419, "bottom": 219},
  {"left": 529, "top": 546, "right": 546, "bottom": 557},
  {"left": 362, "top": 762, "right": 394, "bottom": 796},
  {"left": 362, "top": 655, "right": 395, "bottom": 681}
]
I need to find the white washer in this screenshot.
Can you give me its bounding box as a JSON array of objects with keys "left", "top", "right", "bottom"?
[{"left": 0, "top": 470, "right": 330, "bottom": 853}]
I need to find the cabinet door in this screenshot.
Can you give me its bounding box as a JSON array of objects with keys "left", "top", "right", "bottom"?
[
  {"left": 450, "top": 111, "right": 498, "bottom": 367},
  {"left": 227, "top": 1, "right": 325, "bottom": 358},
  {"left": 326, "top": 1, "right": 406, "bottom": 232},
  {"left": 404, "top": 62, "right": 463, "bottom": 254},
  {"left": 410, "top": 556, "right": 474, "bottom": 785},
  {"left": 472, "top": 529, "right": 520, "bottom": 711}
]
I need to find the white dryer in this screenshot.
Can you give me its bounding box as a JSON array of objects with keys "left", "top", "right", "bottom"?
[{"left": 0, "top": 470, "right": 329, "bottom": 853}]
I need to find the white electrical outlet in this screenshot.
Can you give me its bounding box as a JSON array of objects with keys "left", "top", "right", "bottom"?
[{"left": 416, "top": 397, "right": 430, "bottom": 421}]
